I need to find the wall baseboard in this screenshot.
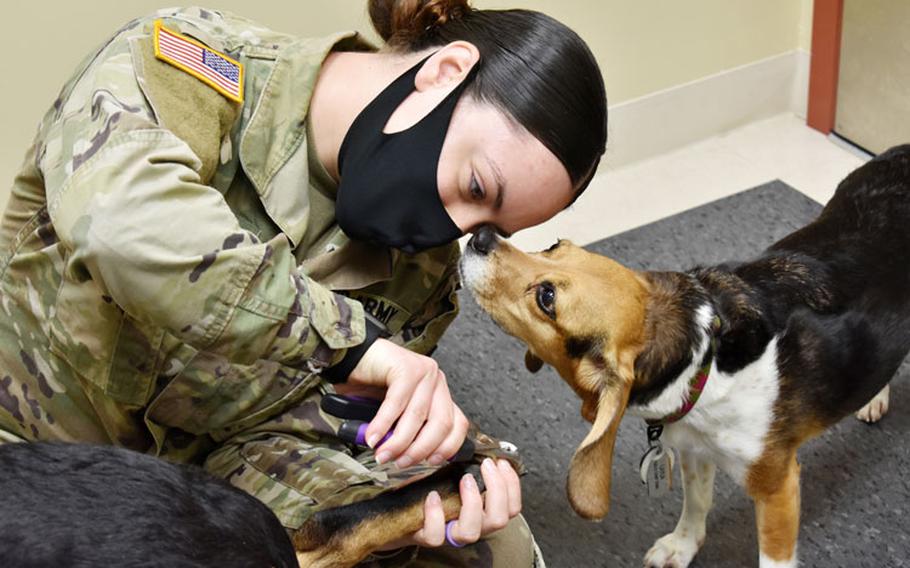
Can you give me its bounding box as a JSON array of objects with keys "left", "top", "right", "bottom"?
[{"left": 602, "top": 49, "right": 811, "bottom": 169}]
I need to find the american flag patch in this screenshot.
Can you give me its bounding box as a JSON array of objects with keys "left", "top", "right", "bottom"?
[{"left": 153, "top": 20, "right": 244, "bottom": 103}]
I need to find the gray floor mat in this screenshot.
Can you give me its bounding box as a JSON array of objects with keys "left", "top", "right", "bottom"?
[{"left": 435, "top": 180, "right": 910, "bottom": 567}]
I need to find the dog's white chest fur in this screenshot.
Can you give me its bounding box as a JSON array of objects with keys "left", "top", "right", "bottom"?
[{"left": 629, "top": 308, "right": 781, "bottom": 485}]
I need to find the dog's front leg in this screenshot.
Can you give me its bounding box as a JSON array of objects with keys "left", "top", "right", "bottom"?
[
  {"left": 748, "top": 450, "right": 800, "bottom": 568},
  {"left": 291, "top": 463, "right": 493, "bottom": 567},
  {"left": 293, "top": 486, "right": 464, "bottom": 568},
  {"left": 643, "top": 451, "right": 716, "bottom": 568}
]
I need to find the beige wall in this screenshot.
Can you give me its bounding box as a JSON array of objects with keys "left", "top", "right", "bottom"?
[
  {"left": 1, "top": 1, "right": 812, "bottom": 209},
  {"left": 482, "top": 0, "right": 807, "bottom": 102},
  {"left": 798, "top": 0, "right": 815, "bottom": 51}
]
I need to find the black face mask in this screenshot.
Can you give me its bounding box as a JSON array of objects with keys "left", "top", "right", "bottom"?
[{"left": 336, "top": 57, "right": 473, "bottom": 254}]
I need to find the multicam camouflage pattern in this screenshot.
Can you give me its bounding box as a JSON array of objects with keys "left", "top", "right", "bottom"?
[
  {"left": 205, "top": 384, "right": 525, "bottom": 527},
  {"left": 1, "top": 7, "right": 372, "bottom": 445},
  {"left": 0, "top": 7, "right": 537, "bottom": 563}
]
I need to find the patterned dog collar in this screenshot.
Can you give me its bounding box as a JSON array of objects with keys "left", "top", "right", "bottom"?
[{"left": 646, "top": 315, "right": 722, "bottom": 428}]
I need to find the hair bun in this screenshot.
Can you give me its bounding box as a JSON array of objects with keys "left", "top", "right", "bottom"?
[{"left": 368, "top": 0, "right": 471, "bottom": 47}]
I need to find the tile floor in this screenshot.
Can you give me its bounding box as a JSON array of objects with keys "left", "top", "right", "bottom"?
[{"left": 504, "top": 112, "right": 867, "bottom": 252}]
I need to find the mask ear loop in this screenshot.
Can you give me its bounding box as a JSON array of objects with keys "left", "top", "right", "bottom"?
[
  {"left": 338, "top": 53, "right": 435, "bottom": 173},
  {"left": 378, "top": 54, "right": 480, "bottom": 139}
]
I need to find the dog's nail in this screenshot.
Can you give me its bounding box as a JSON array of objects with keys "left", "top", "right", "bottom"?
[
  {"left": 428, "top": 453, "right": 445, "bottom": 465},
  {"left": 396, "top": 455, "right": 413, "bottom": 469},
  {"left": 375, "top": 451, "right": 391, "bottom": 464}
]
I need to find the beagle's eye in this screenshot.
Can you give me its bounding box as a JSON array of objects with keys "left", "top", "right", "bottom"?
[{"left": 536, "top": 282, "right": 557, "bottom": 319}]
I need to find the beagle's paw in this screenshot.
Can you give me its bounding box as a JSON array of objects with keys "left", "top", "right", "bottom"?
[
  {"left": 856, "top": 385, "right": 890, "bottom": 423},
  {"left": 643, "top": 531, "right": 702, "bottom": 568}
]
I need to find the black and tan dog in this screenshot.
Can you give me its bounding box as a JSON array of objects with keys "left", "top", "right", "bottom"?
[
  {"left": 0, "top": 439, "right": 502, "bottom": 567},
  {"left": 460, "top": 145, "right": 910, "bottom": 567}
]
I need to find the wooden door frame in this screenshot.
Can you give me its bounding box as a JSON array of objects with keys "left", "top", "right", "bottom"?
[{"left": 807, "top": 0, "right": 844, "bottom": 133}]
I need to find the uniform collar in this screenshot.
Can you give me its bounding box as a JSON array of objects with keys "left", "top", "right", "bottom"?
[{"left": 238, "top": 31, "right": 370, "bottom": 248}]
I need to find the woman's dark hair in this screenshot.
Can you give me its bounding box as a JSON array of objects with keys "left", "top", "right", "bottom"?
[{"left": 369, "top": 0, "right": 607, "bottom": 201}]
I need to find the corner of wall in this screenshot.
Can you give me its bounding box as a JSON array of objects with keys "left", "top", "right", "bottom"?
[{"left": 603, "top": 51, "right": 805, "bottom": 170}]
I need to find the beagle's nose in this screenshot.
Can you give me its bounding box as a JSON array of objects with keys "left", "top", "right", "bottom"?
[{"left": 468, "top": 225, "right": 498, "bottom": 255}]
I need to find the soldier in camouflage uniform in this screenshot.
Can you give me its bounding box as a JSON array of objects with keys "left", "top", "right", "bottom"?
[{"left": 1, "top": 3, "right": 607, "bottom": 565}]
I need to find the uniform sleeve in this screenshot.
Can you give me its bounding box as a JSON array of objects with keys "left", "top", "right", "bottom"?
[{"left": 42, "top": 62, "right": 365, "bottom": 372}]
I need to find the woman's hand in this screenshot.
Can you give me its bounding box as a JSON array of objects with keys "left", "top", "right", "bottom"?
[
  {"left": 378, "top": 458, "right": 523, "bottom": 551},
  {"left": 346, "top": 338, "right": 470, "bottom": 468}
]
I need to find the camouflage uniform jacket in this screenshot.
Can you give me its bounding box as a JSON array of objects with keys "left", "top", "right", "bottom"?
[{"left": 0, "top": 7, "right": 461, "bottom": 461}]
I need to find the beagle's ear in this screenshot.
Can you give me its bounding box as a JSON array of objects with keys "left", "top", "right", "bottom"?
[
  {"left": 524, "top": 350, "right": 544, "bottom": 373},
  {"left": 565, "top": 363, "right": 633, "bottom": 520}
]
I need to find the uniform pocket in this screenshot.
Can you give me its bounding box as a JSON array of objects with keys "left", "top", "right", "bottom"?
[
  {"left": 239, "top": 435, "right": 375, "bottom": 505},
  {"left": 48, "top": 253, "right": 162, "bottom": 406},
  {"left": 145, "top": 349, "right": 320, "bottom": 438},
  {"left": 202, "top": 429, "right": 376, "bottom": 529}
]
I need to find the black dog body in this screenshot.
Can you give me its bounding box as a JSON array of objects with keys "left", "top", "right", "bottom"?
[{"left": 0, "top": 442, "right": 297, "bottom": 568}]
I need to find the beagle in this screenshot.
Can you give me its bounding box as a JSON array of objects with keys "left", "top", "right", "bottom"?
[{"left": 460, "top": 145, "right": 910, "bottom": 568}]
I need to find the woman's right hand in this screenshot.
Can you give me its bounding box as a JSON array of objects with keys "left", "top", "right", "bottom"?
[{"left": 346, "top": 338, "right": 470, "bottom": 468}]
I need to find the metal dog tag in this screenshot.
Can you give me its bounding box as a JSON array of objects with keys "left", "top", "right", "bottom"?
[{"left": 639, "top": 445, "right": 674, "bottom": 498}]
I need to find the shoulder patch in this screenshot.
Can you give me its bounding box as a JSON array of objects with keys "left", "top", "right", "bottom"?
[{"left": 153, "top": 19, "right": 243, "bottom": 103}]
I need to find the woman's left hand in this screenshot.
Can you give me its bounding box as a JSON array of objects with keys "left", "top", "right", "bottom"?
[
  {"left": 375, "top": 458, "right": 522, "bottom": 551},
  {"left": 345, "top": 338, "right": 470, "bottom": 467}
]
